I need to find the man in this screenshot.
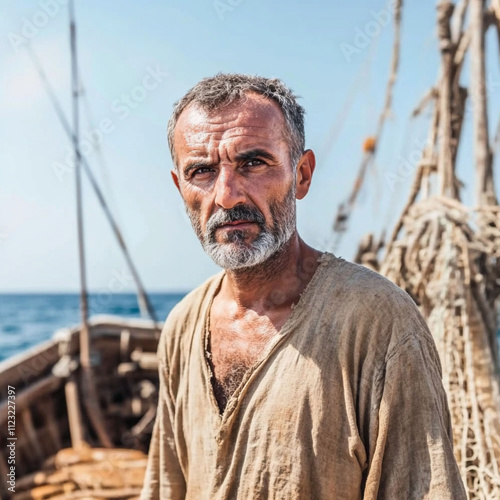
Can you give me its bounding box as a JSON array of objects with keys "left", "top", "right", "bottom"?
[{"left": 140, "top": 74, "right": 466, "bottom": 499}]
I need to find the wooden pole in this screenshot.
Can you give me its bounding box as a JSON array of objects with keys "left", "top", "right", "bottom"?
[
  {"left": 26, "top": 46, "right": 159, "bottom": 324},
  {"left": 451, "top": 0, "right": 469, "bottom": 43},
  {"left": 437, "top": 1, "right": 459, "bottom": 199},
  {"left": 470, "top": 0, "right": 498, "bottom": 206},
  {"left": 331, "top": 0, "right": 403, "bottom": 250},
  {"left": 69, "top": 0, "right": 112, "bottom": 448}
]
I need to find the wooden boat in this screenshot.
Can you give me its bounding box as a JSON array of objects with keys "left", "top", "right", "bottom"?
[
  {"left": 0, "top": 3, "right": 166, "bottom": 498},
  {"left": 3, "top": 0, "right": 498, "bottom": 498},
  {"left": 0, "top": 316, "right": 161, "bottom": 499},
  {"left": 0, "top": 3, "right": 165, "bottom": 498}
]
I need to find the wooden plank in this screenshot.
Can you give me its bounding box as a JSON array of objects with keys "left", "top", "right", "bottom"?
[
  {"left": 41, "top": 399, "right": 62, "bottom": 453},
  {"left": 65, "top": 375, "right": 85, "bottom": 448},
  {"left": 12, "top": 481, "right": 76, "bottom": 500},
  {"left": 470, "top": 0, "right": 498, "bottom": 205},
  {"left": 0, "top": 321, "right": 160, "bottom": 395},
  {"left": 0, "top": 452, "right": 11, "bottom": 499},
  {"left": 0, "top": 375, "right": 62, "bottom": 425},
  {"left": 21, "top": 409, "right": 44, "bottom": 463},
  {"left": 56, "top": 486, "right": 142, "bottom": 499},
  {"left": 0, "top": 341, "right": 60, "bottom": 390}
]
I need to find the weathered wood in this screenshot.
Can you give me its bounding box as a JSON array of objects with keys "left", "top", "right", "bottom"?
[
  {"left": 437, "top": 1, "right": 459, "bottom": 199},
  {"left": 21, "top": 409, "right": 44, "bottom": 463},
  {"left": 65, "top": 375, "right": 85, "bottom": 449},
  {"left": 15, "top": 417, "right": 29, "bottom": 476},
  {"left": 0, "top": 340, "right": 60, "bottom": 391},
  {"left": 56, "top": 487, "right": 142, "bottom": 499},
  {"left": 15, "top": 469, "right": 68, "bottom": 492},
  {"left": 451, "top": 0, "right": 470, "bottom": 42},
  {"left": 0, "top": 317, "right": 161, "bottom": 394},
  {"left": 0, "top": 453, "right": 11, "bottom": 499},
  {"left": 41, "top": 399, "right": 62, "bottom": 454},
  {"left": 0, "top": 375, "right": 62, "bottom": 424},
  {"left": 0, "top": 318, "right": 160, "bottom": 497},
  {"left": 13, "top": 481, "right": 76, "bottom": 500},
  {"left": 80, "top": 366, "right": 113, "bottom": 448},
  {"left": 130, "top": 351, "right": 158, "bottom": 371},
  {"left": 70, "top": 3, "right": 114, "bottom": 451},
  {"left": 470, "top": 0, "right": 498, "bottom": 206}
]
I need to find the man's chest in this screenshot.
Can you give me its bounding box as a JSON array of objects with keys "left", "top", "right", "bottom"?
[
  {"left": 207, "top": 308, "right": 290, "bottom": 411},
  {"left": 207, "top": 316, "right": 272, "bottom": 410},
  {"left": 178, "top": 315, "right": 368, "bottom": 495}
]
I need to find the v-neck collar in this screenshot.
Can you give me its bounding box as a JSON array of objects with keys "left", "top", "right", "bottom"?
[{"left": 201, "top": 252, "right": 336, "bottom": 427}]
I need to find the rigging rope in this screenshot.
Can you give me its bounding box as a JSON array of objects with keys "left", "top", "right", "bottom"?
[
  {"left": 27, "top": 44, "right": 159, "bottom": 324},
  {"left": 331, "top": 0, "right": 403, "bottom": 253},
  {"left": 80, "top": 78, "right": 121, "bottom": 228}
]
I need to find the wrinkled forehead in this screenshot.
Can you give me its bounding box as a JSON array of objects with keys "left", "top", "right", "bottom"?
[{"left": 173, "top": 93, "right": 289, "bottom": 155}]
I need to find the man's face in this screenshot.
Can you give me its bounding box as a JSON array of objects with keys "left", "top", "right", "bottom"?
[{"left": 171, "top": 93, "right": 298, "bottom": 270}]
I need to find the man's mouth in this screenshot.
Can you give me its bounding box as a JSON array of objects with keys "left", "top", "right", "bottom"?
[{"left": 218, "top": 220, "right": 256, "bottom": 229}]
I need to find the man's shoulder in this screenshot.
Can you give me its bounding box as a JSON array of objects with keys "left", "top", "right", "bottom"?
[
  {"left": 156, "top": 271, "right": 223, "bottom": 362},
  {"left": 321, "top": 254, "right": 415, "bottom": 309},
  {"left": 319, "top": 254, "right": 433, "bottom": 353},
  {"left": 167, "top": 271, "right": 223, "bottom": 324}
]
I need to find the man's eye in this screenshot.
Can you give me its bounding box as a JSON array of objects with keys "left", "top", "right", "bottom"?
[
  {"left": 245, "top": 159, "right": 264, "bottom": 167},
  {"left": 192, "top": 167, "right": 213, "bottom": 176}
]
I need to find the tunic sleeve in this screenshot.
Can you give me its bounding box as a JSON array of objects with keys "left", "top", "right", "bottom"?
[
  {"left": 362, "top": 332, "right": 467, "bottom": 499},
  {"left": 140, "top": 358, "right": 186, "bottom": 500}
]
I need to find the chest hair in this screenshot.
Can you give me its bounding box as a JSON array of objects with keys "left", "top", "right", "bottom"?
[{"left": 207, "top": 319, "right": 278, "bottom": 413}]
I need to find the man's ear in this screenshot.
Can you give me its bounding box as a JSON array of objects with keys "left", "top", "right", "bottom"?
[
  {"left": 171, "top": 169, "right": 181, "bottom": 193},
  {"left": 295, "top": 149, "right": 316, "bottom": 200}
]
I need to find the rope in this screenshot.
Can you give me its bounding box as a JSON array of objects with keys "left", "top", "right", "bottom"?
[
  {"left": 331, "top": 0, "right": 403, "bottom": 252},
  {"left": 27, "top": 45, "right": 159, "bottom": 324},
  {"left": 380, "top": 197, "right": 500, "bottom": 498}
]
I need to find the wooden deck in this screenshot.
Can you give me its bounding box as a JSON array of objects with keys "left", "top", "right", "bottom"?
[{"left": 0, "top": 316, "right": 161, "bottom": 499}]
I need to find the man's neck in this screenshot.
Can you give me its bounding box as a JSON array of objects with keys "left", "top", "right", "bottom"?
[{"left": 220, "top": 234, "right": 323, "bottom": 314}]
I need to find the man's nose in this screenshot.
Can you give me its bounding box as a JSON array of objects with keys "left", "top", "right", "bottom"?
[{"left": 214, "top": 168, "right": 246, "bottom": 209}]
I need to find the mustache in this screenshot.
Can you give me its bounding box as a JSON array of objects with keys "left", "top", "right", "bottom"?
[{"left": 206, "top": 205, "right": 266, "bottom": 236}]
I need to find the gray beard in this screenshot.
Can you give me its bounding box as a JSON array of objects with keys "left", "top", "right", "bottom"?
[{"left": 186, "top": 182, "right": 296, "bottom": 270}]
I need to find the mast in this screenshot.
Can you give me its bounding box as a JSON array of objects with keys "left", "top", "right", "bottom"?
[
  {"left": 69, "top": 0, "right": 112, "bottom": 448},
  {"left": 70, "top": 0, "right": 88, "bottom": 370},
  {"left": 470, "top": 0, "right": 498, "bottom": 206},
  {"left": 27, "top": 47, "right": 159, "bottom": 325}
]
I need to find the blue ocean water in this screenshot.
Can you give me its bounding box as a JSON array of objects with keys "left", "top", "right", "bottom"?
[
  {"left": 0, "top": 293, "right": 186, "bottom": 362},
  {"left": 1, "top": 293, "right": 499, "bottom": 364}
]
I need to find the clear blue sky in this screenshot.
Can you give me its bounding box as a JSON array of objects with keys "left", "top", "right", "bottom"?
[{"left": 1, "top": 0, "right": 499, "bottom": 292}]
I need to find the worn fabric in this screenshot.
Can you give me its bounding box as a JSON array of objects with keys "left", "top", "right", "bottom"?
[{"left": 140, "top": 253, "right": 466, "bottom": 499}]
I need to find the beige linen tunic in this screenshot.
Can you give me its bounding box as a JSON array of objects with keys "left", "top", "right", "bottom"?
[{"left": 140, "top": 253, "right": 466, "bottom": 499}]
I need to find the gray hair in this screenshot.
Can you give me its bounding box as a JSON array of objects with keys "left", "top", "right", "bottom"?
[{"left": 167, "top": 73, "right": 305, "bottom": 169}]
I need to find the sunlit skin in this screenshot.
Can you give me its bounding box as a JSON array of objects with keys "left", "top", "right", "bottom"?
[{"left": 171, "top": 93, "right": 322, "bottom": 410}]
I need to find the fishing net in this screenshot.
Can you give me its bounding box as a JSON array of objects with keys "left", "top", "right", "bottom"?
[{"left": 380, "top": 197, "right": 500, "bottom": 498}]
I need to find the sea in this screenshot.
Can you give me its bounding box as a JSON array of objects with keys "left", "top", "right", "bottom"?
[
  {"left": 0, "top": 293, "right": 186, "bottom": 363},
  {"left": 1, "top": 293, "right": 499, "bottom": 364}
]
